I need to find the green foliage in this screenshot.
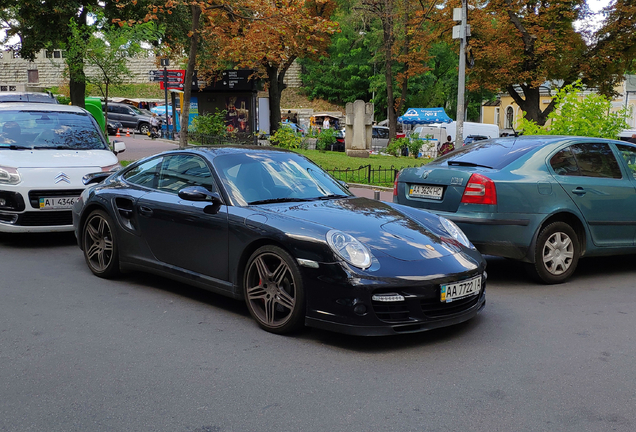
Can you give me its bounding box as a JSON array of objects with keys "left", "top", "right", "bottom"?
[
  {"left": 270, "top": 123, "right": 304, "bottom": 149},
  {"left": 519, "top": 82, "right": 630, "bottom": 139},
  {"left": 386, "top": 137, "right": 408, "bottom": 157},
  {"left": 316, "top": 128, "right": 338, "bottom": 151},
  {"left": 191, "top": 109, "right": 228, "bottom": 136}
]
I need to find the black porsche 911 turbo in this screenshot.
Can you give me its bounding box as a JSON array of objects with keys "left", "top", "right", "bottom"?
[{"left": 72, "top": 146, "right": 486, "bottom": 336}]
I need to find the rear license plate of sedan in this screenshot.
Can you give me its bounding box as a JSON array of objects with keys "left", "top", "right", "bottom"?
[
  {"left": 441, "top": 275, "right": 482, "bottom": 303},
  {"left": 39, "top": 196, "right": 79, "bottom": 210},
  {"left": 409, "top": 184, "right": 443, "bottom": 200}
]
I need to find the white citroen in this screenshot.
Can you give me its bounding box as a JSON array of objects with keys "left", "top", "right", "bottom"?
[{"left": 0, "top": 103, "right": 125, "bottom": 232}]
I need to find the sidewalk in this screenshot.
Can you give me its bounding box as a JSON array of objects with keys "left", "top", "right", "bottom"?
[{"left": 348, "top": 184, "right": 394, "bottom": 202}]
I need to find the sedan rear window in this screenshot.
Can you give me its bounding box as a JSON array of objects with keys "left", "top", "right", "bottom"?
[{"left": 433, "top": 137, "right": 545, "bottom": 169}]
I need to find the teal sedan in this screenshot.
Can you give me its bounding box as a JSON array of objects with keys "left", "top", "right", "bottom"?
[{"left": 393, "top": 136, "right": 636, "bottom": 284}]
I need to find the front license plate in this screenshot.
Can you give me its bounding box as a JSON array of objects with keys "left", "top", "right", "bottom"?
[
  {"left": 39, "top": 196, "right": 79, "bottom": 210},
  {"left": 441, "top": 275, "right": 482, "bottom": 303},
  {"left": 409, "top": 184, "right": 443, "bottom": 200}
]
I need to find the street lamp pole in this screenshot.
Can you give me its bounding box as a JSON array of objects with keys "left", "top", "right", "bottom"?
[{"left": 454, "top": 0, "right": 468, "bottom": 148}]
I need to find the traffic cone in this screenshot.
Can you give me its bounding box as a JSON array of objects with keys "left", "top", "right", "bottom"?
[
  {"left": 115, "top": 128, "right": 121, "bottom": 137},
  {"left": 126, "top": 128, "right": 131, "bottom": 137}
]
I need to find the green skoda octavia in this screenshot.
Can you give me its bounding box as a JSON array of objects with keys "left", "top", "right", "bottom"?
[{"left": 394, "top": 135, "right": 636, "bottom": 284}]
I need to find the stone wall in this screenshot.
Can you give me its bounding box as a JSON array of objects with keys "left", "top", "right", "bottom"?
[
  {"left": 0, "top": 49, "right": 158, "bottom": 91},
  {"left": 283, "top": 60, "right": 302, "bottom": 88}
]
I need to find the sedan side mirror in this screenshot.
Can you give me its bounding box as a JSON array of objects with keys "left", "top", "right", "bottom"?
[{"left": 112, "top": 140, "right": 126, "bottom": 155}]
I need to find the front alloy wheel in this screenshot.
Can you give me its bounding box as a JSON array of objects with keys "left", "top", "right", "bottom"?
[
  {"left": 83, "top": 209, "right": 120, "bottom": 278},
  {"left": 138, "top": 123, "right": 150, "bottom": 134},
  {"left": 527, "top": 221, "right": 579, "bottom": 284},
  {"left": 244, "top": 246, "right": 305, "bottom": 334}
]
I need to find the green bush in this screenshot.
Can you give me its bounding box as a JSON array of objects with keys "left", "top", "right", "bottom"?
[
  {"left": 316, "top": 128, "right": 337, "bottom": 151},
  {"left": 270, "top": 123, "right": 304, "bottom": 149},
  {"left": 191, "top": 109, "right": 228, "bottom": 136}
]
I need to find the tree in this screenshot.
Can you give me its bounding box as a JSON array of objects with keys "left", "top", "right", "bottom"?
[
  {"left": 518, "top": 82, "right": 630, "bottom": 139},
  {"left": 66, "top": 16, "right": 161, "bottom": 124},
  {"left": 0, "top": 0, "right": 97, "bottom": 106},
  {"left": 468, "top": 0, "right": 636, "bottom": 126},
  {"left": 358, "top": 0, "right": 443, "bottom": 139},
  {"left": 200, "top": 0, "right": 339, "bottom": 134}
]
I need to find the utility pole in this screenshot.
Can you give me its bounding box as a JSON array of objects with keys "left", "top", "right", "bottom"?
[{"left": 453, "top": 0, "right": 469, "bottom": 148}]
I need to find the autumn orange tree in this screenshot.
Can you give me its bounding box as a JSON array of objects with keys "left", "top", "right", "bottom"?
[
  {"left": 196, "top": 0, "right": 339, "bottom": 134},
  {"left": 358, "top": 0, "right": 445, "bottom": 139},
  {"left": 468, "top": 0, "right": 636, "bottom": 126}
]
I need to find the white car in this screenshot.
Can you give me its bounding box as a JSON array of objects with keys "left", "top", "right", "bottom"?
[{"left": 0, "top": 103, "right": 125, "bottom": 233}]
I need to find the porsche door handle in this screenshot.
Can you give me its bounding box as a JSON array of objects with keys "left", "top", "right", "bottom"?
[
  {"left": 138, "top": 206, "right": 154, "bottom": 217},
  {"left": 571, "top": 187, "right": 586, "bottom": 196}
]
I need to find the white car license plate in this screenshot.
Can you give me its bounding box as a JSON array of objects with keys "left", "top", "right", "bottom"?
[
  {"left": 409, "top": 184, "right": 443, "bottom": 200},
  {"left": 39, "top": 196, "right": 79, "bottom": 210},
  {"left": 441, "top": 275, "right": 482, "bottom": 303}
]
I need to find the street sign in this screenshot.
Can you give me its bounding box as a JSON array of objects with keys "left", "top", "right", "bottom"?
[{"left": 148, "top": 70, "right": 186, "bottom": 83}]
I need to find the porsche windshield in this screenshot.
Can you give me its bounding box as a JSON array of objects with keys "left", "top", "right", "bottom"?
[
  {"left": 214, "top": 152, "right": 352, "bottom": 206},
  {"left": 0, "top": 110, "right": 108, "bottom": 150}
]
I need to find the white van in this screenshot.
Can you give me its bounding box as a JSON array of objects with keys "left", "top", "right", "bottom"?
[{"left": 415, "top": 121, "right": 500, "bottom": 143}]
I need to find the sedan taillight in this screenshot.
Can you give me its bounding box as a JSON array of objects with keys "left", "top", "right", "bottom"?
[
  {"left": 393, "top": 171, "right": 400, "bottom": 196},
  {"left": 460, "top": 173, "right": 497, "bottom": 205}
]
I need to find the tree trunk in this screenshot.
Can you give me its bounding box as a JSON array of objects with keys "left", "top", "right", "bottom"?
[
  {"left": 267, "top": 64, "right": 284, "bottom": 135},
  {"left": 382, "top": 16, "right": 397, "bottom": 139},
  {"left": 179, "top": 5, "right": 201, "bottom": 149},
  {"left": 507, "top": 84, "right": 557, "bottom": 127}
]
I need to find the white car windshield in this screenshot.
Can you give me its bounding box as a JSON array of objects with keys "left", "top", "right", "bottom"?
[{"left": 0, "top": 110, "right": 108, "bottom": 150}]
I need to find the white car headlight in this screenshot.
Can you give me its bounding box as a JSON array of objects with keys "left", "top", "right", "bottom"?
[
  {"left": 326, "top": 229, "right": 372, "bottom": 269},
  {"left": 439, "top": 216, "right": 474, "bottom": 249},
  {"left": 0, "top": 166, "right": 21, "bottom": 185}
]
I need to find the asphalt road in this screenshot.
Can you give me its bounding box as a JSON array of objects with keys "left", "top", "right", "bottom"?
[{"left": 1, "top": 231, "right": 635, "bottom": 432}]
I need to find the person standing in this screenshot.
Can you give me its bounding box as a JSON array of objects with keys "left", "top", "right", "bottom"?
[{"left": 322, "top": 117, "right": 330, "bottom": 130}]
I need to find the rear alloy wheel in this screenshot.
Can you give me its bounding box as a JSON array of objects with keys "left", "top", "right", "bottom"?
[
  {"left": 244, "top": 246, "right": 305, "bottom": 334},
  {"left": 83, "top": 209, "right": 120, "bottom": 278},
  {"left": 527, "top": 222, "right": 579, "bottom": 284},
  {"left": 138, "top": 123, "right": 150, "bottom": 134}
]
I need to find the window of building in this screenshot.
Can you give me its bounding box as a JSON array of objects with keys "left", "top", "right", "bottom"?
[
  {"left": 27, "top": 70, "right": 39, "bottom": 84},
  {"left": 505, "top": 107, "right": 514, "bottom": 129},
  {"left": 53, "top": 51, "right": 61, "bottom": 58},
  {"left": 0, "top": 86, "right": 7, "bottom": 92},
  {"left": 494, "top": 108, "right": 500, "bottom": 127},
  {"left": 46, "top": 51, "right": 53, "bottom": 58}
]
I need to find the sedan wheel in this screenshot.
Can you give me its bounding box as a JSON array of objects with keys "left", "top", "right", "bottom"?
[
  {"left": 526, "top": 222, "right": 579, "bottom": 284},
  {"left": 244, "top": 246, "right": 305, "bottom": 334},
  {"left": 83, "top": 209, "right": 120, "bottom": 278}
]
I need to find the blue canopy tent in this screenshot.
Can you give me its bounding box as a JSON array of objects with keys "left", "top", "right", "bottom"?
[{"left": 397, "top": 107, "right": 452, "bottom": 125}]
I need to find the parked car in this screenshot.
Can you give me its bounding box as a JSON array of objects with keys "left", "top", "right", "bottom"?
[
  {"left": 394, "top": 135, "right": 636, "bottom": 284},
  {"left": 463, "top": 135, "right": 490, "bottom": 145},
  {"left": 0, "top": 91, "right": 58, "bottom": 104},
  {"left": 371, "top": 126, "right": 390, "bottom": 151},
  {"left": 103, "top": 102, "right": 152, "bottom": 134},
  {"left": 0, "top": 103, "right": 125, "bottom": 233},
  {"left": 73, "top": 146, "right": 486, "bottom": 335},
  {"left": 106, "top": 120, "right": 123, "bottom": 136}
]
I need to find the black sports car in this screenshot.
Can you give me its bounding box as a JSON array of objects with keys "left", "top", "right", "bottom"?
[{"left": 73, "top": 146, "right": 486, "bottom": 335}]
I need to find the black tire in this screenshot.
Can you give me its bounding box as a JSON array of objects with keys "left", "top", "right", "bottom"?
[
  {"left": 243, "top": 245, "right": 305, "bottom": 334},
  {"left": 526, "top": 221, "right": 579, "bottom": 284},
  {"left": 82, "top": 209, "right": 120, "bottom": 278},
  {"left": 138, "top": 123, "right": 150, "bottom": 134}
]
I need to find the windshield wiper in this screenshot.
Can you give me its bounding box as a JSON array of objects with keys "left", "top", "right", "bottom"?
[
  {"left": 447, "top": 161, "right": 493, "bottom": 169},
  {"left": 0, "top": 145, "right": 28, "bottom": 150},
  {"left": 248, "top": 197, "right": 315, "bottom": 205},
  {"left": 314, "top": 194, "right": 349, "bottom": 200},
  {"left": 31, "top": 145, "right": 72, "bottom": 150}
]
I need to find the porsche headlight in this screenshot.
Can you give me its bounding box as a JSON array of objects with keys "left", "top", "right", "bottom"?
[
  {"left": 326, "top": 229, "right": 372, "bottom": 269},
  {"left": 0, "top": 166, "right": 21, "bottom": 185},
  {"left": 439, "top": 216, "right": 473, "bottom": 249}
]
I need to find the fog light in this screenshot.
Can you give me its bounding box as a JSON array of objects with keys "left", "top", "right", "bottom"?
[
  {"left": 353, "top": 304, "right": 367, "bottom": 315},
  {"left": 0, "top": 198, "right": 5, "bottom": 206},
  {"left": 372, "top": 293, "right": 405, "bottom": 302}
]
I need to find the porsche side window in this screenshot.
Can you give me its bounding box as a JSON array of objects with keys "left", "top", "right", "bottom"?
[
  {"left": 570, "top": 143, "right": 622, "bottom": 179},
  {"left": 550, "top": 148, "right": 579, "bottom": 176},
  {"left": 616, "top": 144, "right": 636, "bottom": 179},
  {"left": 157, "top": 154, "right": 215, "bottom": 194},
  {"left": 123, "top": 157, "right": 163, "bottom": 188}
]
